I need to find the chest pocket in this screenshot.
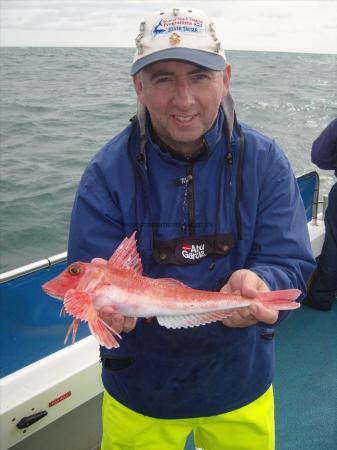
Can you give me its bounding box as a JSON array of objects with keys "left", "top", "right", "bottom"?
[{"left": 153, "top": 233, "right": 235, "bottom": 265}]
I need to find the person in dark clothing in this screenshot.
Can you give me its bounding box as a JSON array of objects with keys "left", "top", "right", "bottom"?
[{"left": 303, "top": 118, "right": 337, "bottom": 310}]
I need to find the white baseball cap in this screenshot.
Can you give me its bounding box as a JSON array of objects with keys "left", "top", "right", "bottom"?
[{"left": 131, "top": 7, "right": 226, "bottom": 75}]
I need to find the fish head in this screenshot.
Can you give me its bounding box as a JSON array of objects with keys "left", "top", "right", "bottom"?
[{"left": 42, "top": 262, "right": 90, "bottom": 300}]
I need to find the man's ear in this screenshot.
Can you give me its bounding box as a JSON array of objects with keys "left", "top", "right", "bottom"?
[
  {"left": 133, "top": 74, "right": 145, "bottom": 105},
  {"left": 223, "top": 64, "right": 231, "bottom": 95}
]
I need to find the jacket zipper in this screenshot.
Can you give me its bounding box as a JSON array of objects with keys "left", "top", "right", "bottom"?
[{"left": 186, "top": 164, "right": 195, "bottom": 236}]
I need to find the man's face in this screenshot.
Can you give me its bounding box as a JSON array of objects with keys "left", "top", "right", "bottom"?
[{"left": 133, "top": 60, "right": 231, "bottom": 156}]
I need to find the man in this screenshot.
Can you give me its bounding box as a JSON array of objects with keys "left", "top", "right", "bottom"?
[
  {"left": 303, "top": 118, "right": 337, "bottom": 311},
  {"left": 68, "top": 7, "right": 315, "bottom": 450}
]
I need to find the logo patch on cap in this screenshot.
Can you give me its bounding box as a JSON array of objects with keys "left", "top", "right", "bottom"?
[
  {"left": 169, "top": 32, "right": 181, "bottom": 45},
  {"left": 152, "top": 16, "right": 204, "bottom": 38}
]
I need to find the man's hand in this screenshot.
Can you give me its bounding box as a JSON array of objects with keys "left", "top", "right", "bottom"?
[
  {"left": 91, "top": 257, "right": 137, "bottom": 334},
  {"left": 220, "top": 269, "right": 279, "bottom": 328},
  {"left": 99, "top": 306, "right": 137, "bottom": 334}
]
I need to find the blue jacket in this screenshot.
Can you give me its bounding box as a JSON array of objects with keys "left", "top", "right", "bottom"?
[{"left": 68, "top": 99, "right": 315, "bottom": 419}]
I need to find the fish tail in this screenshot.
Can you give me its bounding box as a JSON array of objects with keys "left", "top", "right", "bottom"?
[{"left": 258, "top": 289, "right": 301, "bottom": 310}]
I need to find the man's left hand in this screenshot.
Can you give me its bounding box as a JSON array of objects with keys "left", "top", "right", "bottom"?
[{"left": 220, "top": 269, "right": 279, "bottom": 328}]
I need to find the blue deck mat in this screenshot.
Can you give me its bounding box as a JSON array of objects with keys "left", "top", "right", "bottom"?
[
  {"left": 273, "top": 301, "right": 337, "bottom": 450},
  {"left": 184, "top": 302, "right": 337, "bottom": 450}
]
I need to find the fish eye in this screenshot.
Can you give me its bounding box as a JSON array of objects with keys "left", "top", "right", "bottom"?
[{"left": 69, "top": 265, "right": 80, "bottom": 276}]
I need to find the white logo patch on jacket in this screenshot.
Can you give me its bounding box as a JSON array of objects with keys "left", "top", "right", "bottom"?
[{"left": 181, "top": 243, "right": 207, "bottom": 260}]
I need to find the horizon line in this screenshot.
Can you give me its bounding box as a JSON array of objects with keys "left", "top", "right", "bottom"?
[{"left": 1, "top": 46, "right": 336, "bottom": 56}]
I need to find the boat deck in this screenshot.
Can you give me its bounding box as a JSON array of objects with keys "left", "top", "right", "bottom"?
[{"left": 184, "top": 300, "right": 337, "bottom": 450}]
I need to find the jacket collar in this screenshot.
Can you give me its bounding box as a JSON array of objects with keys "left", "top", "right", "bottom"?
[{"left": 149, "top": 122, "right": 207, "bottom": 163}]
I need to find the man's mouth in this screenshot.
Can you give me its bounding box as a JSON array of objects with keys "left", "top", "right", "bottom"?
[{"left": 171, "top": 114, "right": 197, "bottom": 123}]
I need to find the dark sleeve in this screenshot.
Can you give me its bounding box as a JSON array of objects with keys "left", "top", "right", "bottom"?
[{"left": 311, "top": 118, "right": 337, "bottom": 171}]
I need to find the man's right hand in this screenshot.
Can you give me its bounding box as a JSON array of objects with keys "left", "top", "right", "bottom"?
[
  {"left": 91, "top": 257, "right": 137, "bottom": 334},
  {"left": 99, "top": 306, "right": 137, "bottom": 334}
]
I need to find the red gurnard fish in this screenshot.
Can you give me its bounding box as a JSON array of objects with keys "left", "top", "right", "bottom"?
[{"left": 42, "top": 232, "right": 301, "bottom": 349}]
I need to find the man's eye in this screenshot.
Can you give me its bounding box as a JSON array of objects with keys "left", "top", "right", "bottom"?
[
  {"left": 155, "top": 77, "right": 170, "bottom": 84},
  {"left": 193, "top": 73, "right": 209, "bottom": 81}
]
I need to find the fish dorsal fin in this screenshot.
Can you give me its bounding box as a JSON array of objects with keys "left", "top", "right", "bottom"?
[
  {"left": 156, "top": 310, "right": 232, "bottom": 329},
  {"left": 108, "top": 232, "right": 143, "bottom": 274},
  {"left": 157, "top": 278, "right": 192, "bottom": 289}
]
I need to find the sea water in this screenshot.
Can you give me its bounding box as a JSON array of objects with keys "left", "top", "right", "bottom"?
[{"left": 0, "top": 48, "right": 336, "bottom": 272}]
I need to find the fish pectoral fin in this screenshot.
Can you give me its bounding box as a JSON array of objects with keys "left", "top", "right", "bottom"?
[
  {"left": 108, "top": 231, "right": 143, "bottom": 274},
  {"left": 64, "top": 289, "right": 93, "bottom": 321},
  {"left": 64, "top": 318, "right": 80, "bottom": 345},
  {"left": 88, "top": 318, "right": 121, "bottom": 349},
  {"left": 156, "top": 310, "right": 232, "bottom": 329},
  {"left": 64, "top": 290, "right": 121, "bottom": 348}
]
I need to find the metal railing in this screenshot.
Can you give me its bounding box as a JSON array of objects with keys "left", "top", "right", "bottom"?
[{"left": 0, "top": 252, "right": 67, "bottom": 284}]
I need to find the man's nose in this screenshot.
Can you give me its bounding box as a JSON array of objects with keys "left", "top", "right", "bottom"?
[{"left": 172, "top": 80, "right": 195, "bottom": 109}]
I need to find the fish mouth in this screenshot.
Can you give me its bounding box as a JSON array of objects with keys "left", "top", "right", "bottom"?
[
  {"left": 42, "top": 286, "right": 63, "bottom": 301},
  {"left": 49, "top": 293, "right": 63, "bottom": 301}
]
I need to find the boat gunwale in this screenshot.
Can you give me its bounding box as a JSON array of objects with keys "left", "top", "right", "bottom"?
[{"left": 0, "top": 252, "right": 67, "bottom": 284}]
